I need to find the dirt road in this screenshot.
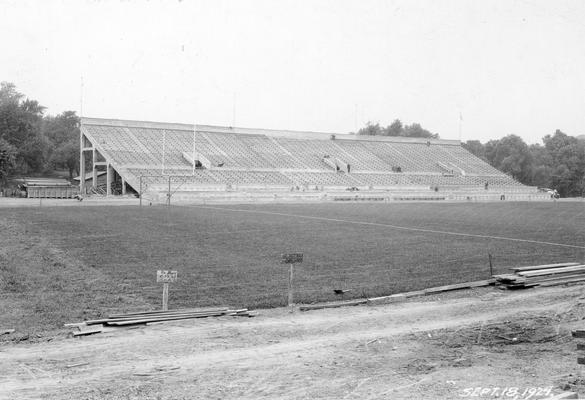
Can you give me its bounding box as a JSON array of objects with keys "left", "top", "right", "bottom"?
[{"left": 1, "top": 285, "right": 585, "bottom": 399}]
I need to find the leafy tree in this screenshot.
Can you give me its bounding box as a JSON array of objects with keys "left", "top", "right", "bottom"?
[
  {"left": 461, "top": 130, "right": 584, "bottom": 197},
  {"left": 0, "top": 82, "right": 47, "bottom": 175},
  {"left": 402, "top": 123, "right": 438, "bottom": 139},
  {"left": 0, "top": 138, "right": 16, "bottom": 184},
  {"left": 536, "top": 130, "right": 585, "bottom": 196},
  {"left": 487, "top": 135, "right": 533, "bottom": 182},
  {"left": 385, "top": 119, "right": 403, "bottom": 136},
  {"left": 528, "top": 144, "right": 553, "bottom": 188},
  {"left": 44, "top": 111, "right": 80, "bottom": 179},
  {"left": 462, "top": 140, "right": 486, "bottom": 160},
  {"left": 356, "top": 120, "right": 438, "bottom": 138},
  {"left": 0, "top": 82, "right": 22, "bottom": 104},
  {"left": 356, "top": 122, "right": 383, "bottom": 136}
]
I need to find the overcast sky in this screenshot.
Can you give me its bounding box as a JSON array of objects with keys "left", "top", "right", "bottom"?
[{"left": 2, "top": 0, "right": 584, "bottom": 143}]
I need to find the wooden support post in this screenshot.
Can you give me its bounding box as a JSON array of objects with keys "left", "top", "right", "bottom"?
[
  {"left": 157, "top": 270, "right": 177, "bottom": 311},
  {"left": 106, "top": 164, "right": 112, "bottom": 196},
  {"left": 92, "top": 148, "right": 97, "bottom": 189},
  {"left": 167, "top": 176, "right": 171, "bottom": 206},
  {"left": 488, "top": 253, "right": 494, "bottom": 277},
  {"left": 139, "top": 176, "right": 143, "bottom": 207},
  {"left": 281, "top": 253, "right": 302, "bottom": 313},
  {"left": 79, "top": 142, "right": 86, "bottom": 195},
  {"left": 288, "top": 264, "right": 294, "bottom": 312},
  {"left": 162, "top": 283, "right": 169, "bottom": 311}
]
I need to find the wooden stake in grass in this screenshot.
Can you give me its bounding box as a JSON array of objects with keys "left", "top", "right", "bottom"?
[
  {"left": 157, "top": 270, "right": 178, "bottom": 311},
  {"left": 282, "top": 253, "right": 303, "bottom": 313}
]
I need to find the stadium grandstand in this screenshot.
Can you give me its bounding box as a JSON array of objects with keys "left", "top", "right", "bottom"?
[{"left": 79, "top": 118, "right": 547, "bottom": 202}]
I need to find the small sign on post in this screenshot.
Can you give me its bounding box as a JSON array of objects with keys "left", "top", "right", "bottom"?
[
  {"left": 157, "top": 270, "right": 178, "bottom": 311},
  {"left": 281, "top": 253, "right": 303, "bottom": 312}
]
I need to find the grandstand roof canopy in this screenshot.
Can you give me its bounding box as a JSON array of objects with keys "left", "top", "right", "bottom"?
[{"left": 81, "top": 117, "right": 461, "bottom": 145}]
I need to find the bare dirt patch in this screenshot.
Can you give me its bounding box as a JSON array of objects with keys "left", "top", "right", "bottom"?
[{"left": 2, "top": 286, "right": 585, "bottom": 399}]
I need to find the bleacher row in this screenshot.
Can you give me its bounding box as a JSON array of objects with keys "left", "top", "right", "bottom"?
[
  {"left": 124, "top": 168, "right": 520, "bottom": 189},
  {"left": 83, "top": 121, "right": 525, "bottom": 191}
]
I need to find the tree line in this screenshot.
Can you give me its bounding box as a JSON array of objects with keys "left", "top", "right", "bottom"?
[
  {"left": 0, "top": 82, "right": 79, "bottom": 185},
  {"left": 2, "top": 81, "right": 584, "bottom": 197},
  {"left": 356, "top": 120, "right": 585, "bottom": 197},
  {"left": 463, "top": 132, "right": 585, "bottom": 197},
  {"left": 355, "top": 120, "right": 439, "bottom": 139}
]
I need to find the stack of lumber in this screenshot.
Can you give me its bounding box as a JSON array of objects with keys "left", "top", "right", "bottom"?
[
  {"left": 494, "top": 262, "right": 585, "bottom": 290},
  {"left": 67, "top": 307, "right": 252, "bottom": 337}
]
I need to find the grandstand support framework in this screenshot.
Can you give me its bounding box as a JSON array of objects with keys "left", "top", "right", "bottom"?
[{"left": 79, "top": 117, "right": 549, "bottom": 203}]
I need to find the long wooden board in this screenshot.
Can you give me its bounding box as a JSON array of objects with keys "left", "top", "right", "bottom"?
[
  {"left": 72, "top": 327, "right": 103, "bottom": 336},
  {"left": 510, "top": 262, "right": 580, "bottom": 272},
  {"left": 539, "top": 276, "right": 585, "bottom": 287},
  {"left": 86, "top": 309, "right": 235, "bottom": 325},
  {"left": 106, "top": 309, "right": 248, "bottom": 326},
  {"left": 367, "top": 293, "right": 407, "bottom": 303},
  {"left": 525, "top": 273, "right": 585, "bottom": 284},
  {"left": 299, "top": 299, "right": 367, "bottom": 311},
  {"left": 108, "top": 307, "right": 229, "bottom": 318},
  {"left": 424, "top": 279, "right": 496, "bottom": 295},
  {"left": 518, "top": 265, "right": 585, "bottom": 278}
]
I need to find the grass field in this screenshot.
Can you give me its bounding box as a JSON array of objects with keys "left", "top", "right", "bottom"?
[{"left": 1, "top": 201, "right": 584, "bottom": 338}]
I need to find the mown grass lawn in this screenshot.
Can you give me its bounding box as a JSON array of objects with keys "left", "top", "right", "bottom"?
[{"left": 1, "top": 201, "right": 584, "bottom": 337}]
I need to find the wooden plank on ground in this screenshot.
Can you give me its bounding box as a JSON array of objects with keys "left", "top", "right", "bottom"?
[
  {"left": 86, "top": 310, "right": 234, "bottom": 325},
  {"left": 576, "top": 342, "right": 585, "bottom": 350},
  {"left": 64, "top": 323, "right": 87, "bottom": 328},
  {"left": 368, "top": 294, "right": 407, "bottom": 304},
  {"left": 502, "top": 282, "right": 539, "bottom": 290},
  {"left": 510, "top": 262, "right": 580, "bottom": 272},
  {"left": 299, "top": 299, "right": 367, "bottom": 312},
  {"left": 424, "top": 279, "right": 495, "bottom": 295},
  {"left": 73, "top": 327, "right": 103, "bottom": 337},
  {"left": 539, "top": 276, "right": 585, "bottom": 287},
  {"left": 105, "top": 309, "right": 248, "bottom": 326},
  {"left": 108, "top": 307, "right": 229, "bottom": 318},
  {"left": 518, "top": 265, "right": 585, "bottom": 278},
  {"left": 493, "top": 274, "right": 525, "bottom": 283},
  {"left": 571, "top": 330, "right": 585, "bottom": 338},
  {"left": 66, "top": 362, "right": 89, "bottom": 368},
  {"left": 403, "top": 290, "right": 426, "bottom": 298},
  {"left": 526, "top": 273, "right": 585, "bottom": 284}
]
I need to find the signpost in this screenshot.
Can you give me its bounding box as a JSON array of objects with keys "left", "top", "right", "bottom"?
[
  {"left": 281, "top": 253, "right": 303, "bottom": 312},
  {"left": 157, "top": 270, "right": 178, "bottom": 311}
]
